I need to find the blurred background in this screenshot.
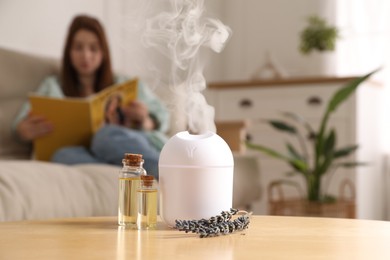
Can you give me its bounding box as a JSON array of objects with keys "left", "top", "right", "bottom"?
[{"left": 1, "top": 0, "right": 389, "bottom": 219}]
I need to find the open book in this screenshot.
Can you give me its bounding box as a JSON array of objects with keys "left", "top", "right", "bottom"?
[{"left": 29, "top": 78, "right": 138, "bottom": 161}]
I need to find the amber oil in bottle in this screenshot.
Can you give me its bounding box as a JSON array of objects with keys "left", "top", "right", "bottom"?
[
  {"left": 118, "top": 153, "right": 146, "bottom": 227},
  {"left": 137, "top": 175, "right": 158, "bottom": 230}
]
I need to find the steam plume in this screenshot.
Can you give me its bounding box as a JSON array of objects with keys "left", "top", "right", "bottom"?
[{"left": 142, "top": 0, "right": 231, "bottom": 134}]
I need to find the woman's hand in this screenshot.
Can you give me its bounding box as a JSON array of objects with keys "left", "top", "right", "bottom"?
[
  {"left": 16, "top": 113, "right": 54, "bottom": 141},
  {"left": 122, "top": 101, "right": 155, "bottom": 130},
  {"left": 105, "top": 96, "right": 123, "bottom": 125}
]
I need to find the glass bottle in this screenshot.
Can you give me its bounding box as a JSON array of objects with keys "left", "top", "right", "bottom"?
[
  {"left": 118, "top": 153, "right": 146, "bottom": 227},
  {"left": 137, "top": 175, "right": 158, "bottom": 230}
]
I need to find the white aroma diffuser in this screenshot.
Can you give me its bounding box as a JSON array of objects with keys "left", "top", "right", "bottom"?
[{"left": 159, "top": 131, "right": 234, "bottom": 227}]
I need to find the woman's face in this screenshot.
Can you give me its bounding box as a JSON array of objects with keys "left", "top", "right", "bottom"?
[{"left": 70, "top": 29, "right": 103, "bottom": 77}]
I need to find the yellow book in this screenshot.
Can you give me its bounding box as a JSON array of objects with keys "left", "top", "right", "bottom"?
[{"left": 29, "top": 78, "right": 138, "bottom": 161}]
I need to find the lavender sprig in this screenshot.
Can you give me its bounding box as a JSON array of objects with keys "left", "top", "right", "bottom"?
[{"left": 175, "top": 208, "right": 251, "bottom": 238}]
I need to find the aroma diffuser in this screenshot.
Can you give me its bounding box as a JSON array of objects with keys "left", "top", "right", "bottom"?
[{"left": 159, "top": 131, "right": 234, "bottom": 227}]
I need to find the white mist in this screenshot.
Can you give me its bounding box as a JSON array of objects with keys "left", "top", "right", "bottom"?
[{"left": 143, "top": 0, "right": 231, "bottom": 134}]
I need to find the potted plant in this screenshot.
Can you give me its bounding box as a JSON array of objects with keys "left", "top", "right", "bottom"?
[
  {"left": 299, "top": 15, "right": 339, "bottom": 55},
  {"left": 246, "top": 69, "right": 379, "bottom": 216}
]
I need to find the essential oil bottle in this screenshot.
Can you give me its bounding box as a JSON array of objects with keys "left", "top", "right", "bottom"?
[
  {"left": 118, "top": 153, "right": 146, "bottom": 227},
  {"left": 137, "top": 175, "right": 158, "bottom": 230}
]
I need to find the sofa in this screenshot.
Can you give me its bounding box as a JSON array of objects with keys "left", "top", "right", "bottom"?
[
  {"left": 0, "top": 47, "right": 261, "bottom": 222},
  {"left": 0, "top": 47, "right": 124, "bottom": 221}
]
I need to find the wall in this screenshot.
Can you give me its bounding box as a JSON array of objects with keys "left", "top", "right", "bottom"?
[
  {"left": 0, "top": 0, "right": 342, "bottom": 84},
  {"left": 207, "top": 0, "right": 389, "bottom": 82},
  {"left": 0, "top": 0, "right": 105, "bottom": 59},
  {"left": 1, "top": 1, "right": 386, "bottom": 82},
  {"left": 207, "top": 0, "right": 341, "bottom": 81},
  {"left": 0, "top": 0, "right": 152, "bottom": 79}
]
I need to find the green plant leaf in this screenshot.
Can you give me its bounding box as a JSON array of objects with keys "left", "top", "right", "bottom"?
[
  {"left": 246, "top": 142, "right": 289, "bottom": 161},
  {"left": 282, "top": 111, "right": 315, "bottom": 139},
  {"left": 246, "top": 142, "right": 307, "bottom": 174},
  {"left": 286, "top": 144, "right": 308, "bottom": 173},
  {"left": 317, "top": 130, "right": 336, "bottom": 176},
  {"left": 268, "top": 120, "right": 296, "bottom": 134},
  {"left": 318, "top": 156, "right": 333, "bottom": 177},
  {"left": 336, "top": 162, "right": 368, "bottom": 168},
  {"left": 327, "top": 69, "right": 380, "bottom": 113},
  {"left": 286, "top": 143, "right": 303, "bottom": 160},
  {"left": 315, "top": 68, "right": 379, "bottom": 173},
  {"left": 288, "top": 160, "right": 308, "bottom": 174},
  {"left": 334, "top": 145, "right": 359, "bottom": 158},
  {"left": 323, "top": 129, "right": 336, "bottom": 156}
]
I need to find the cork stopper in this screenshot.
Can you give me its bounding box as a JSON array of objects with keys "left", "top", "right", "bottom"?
[
  {"left": 140, "top": 175, "right": 154, "bottom": 187},
  {"left": 123, "top": 153, "right": 143, "bottom": 167}
]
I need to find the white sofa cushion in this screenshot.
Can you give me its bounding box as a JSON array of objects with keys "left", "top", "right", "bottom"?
[{"left": 0, "top": 160, "right": 122, "bottom": 221}]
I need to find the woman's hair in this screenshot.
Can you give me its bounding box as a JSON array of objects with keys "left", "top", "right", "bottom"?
[{"left": 61, "top": 14, "right": 114, "bottom": 97}]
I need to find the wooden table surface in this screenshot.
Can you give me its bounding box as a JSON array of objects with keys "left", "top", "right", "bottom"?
[{"left": 1, "top": 215, "right": 389, "bottom": 259}]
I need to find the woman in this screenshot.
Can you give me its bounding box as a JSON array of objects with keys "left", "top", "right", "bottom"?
[{"left": 13, "top": 15, "right": 170, "bottom": 178}]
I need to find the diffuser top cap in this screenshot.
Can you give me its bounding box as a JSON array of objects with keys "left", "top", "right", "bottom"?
[{"left": 159, "top": 131, "right": 234, "bottom": 168}]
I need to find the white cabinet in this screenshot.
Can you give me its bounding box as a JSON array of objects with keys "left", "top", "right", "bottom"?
[{"left": 207, "top": 77, "right": 384, "bottom": 219}]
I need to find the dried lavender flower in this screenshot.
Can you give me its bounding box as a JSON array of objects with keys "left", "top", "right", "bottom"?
[{"left": 175, "top": 208, "right": 251, "bottom": 238}]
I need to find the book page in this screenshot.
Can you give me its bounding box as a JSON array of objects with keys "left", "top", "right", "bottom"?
[
  {"left": 89, "top": 79, "right": 138, "bottom": 132},
  {"left": 29, "top": 96, "right": 91, "bottom": 161}
]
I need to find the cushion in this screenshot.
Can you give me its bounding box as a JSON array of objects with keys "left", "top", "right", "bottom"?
[
  {"left": 0, "top": 160, "right": 121, "bottom": 221},
  {"left": 0, "top": 47, "right": 59, "bottom": 158}
]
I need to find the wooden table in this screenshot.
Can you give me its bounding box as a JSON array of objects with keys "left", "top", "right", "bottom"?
[{"left": 1, "top": 216, "right": 390, "bottom": 259}]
